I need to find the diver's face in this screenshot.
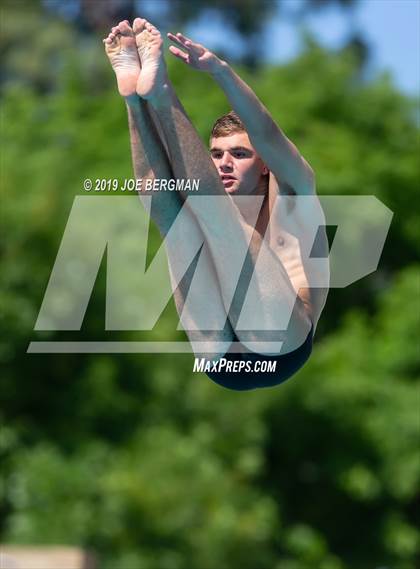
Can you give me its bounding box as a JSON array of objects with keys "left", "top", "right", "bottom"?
[{"left": 210, "top": 132, "right": 268, "bottom": 195}]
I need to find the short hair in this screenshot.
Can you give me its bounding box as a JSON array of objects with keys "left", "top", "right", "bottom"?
[{"left": 210, "top": 110, "right": 246, "bottom": 139}]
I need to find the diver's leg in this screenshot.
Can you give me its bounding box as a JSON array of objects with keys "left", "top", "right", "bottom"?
[
  {"left": 104, "top": 21, "right": 234, "bottom": 357},
  {"left": 133, "top": 20, "right": 311, "bottom": 355}
]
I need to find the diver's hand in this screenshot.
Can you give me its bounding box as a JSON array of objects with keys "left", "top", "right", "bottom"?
[{"left": 167, "top": 32, "right": 225, "bottom": 74}]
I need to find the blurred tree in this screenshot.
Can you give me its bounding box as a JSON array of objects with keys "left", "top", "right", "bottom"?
[
  {"left": 2, "top": 268, "right": 418, "bottom": 567},
  {"left": 41, "top": 0, "right": 361, "bottom": 67},
  {"left": 0, "top": 0, "right": 365, "bottom": 95},
  {"left": 261, "top": 265, "right": 420, "bottom": 566}
]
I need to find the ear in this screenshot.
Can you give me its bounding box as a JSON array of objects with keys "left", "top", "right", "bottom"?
[{"left": 262, "top": 164, "right": 269, "bottom": 175}]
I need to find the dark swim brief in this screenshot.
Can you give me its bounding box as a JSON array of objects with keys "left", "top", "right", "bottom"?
[{"left": 205, "top": 324, "right": 314, "bottom": 391}]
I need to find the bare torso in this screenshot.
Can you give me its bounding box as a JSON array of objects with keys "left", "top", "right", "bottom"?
[{"left": 257, "top": 173, "right": 329, "bottom": 334}]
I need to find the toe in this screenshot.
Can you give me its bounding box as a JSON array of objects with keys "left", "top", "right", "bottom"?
[
  {"left": 133, "top": 17, "right": 145, "bottom": 34},
  {"left": 118, "top": 20, "right": 132, "bottom": 35},
  {"left": 145, "top": 21, "right": 158, "bottom": 34}
]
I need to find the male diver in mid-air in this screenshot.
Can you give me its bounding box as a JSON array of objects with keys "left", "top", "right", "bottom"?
[{"left": 103, "top": 18, "right": 329, "bottom": 390}]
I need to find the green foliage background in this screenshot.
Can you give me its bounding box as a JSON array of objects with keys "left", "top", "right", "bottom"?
[{"left": 1, "top": 2, "right": 419, "bottom": 568}]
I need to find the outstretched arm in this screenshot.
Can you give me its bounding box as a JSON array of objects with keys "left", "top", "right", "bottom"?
[{"left": 167, "top": 32, "right": 315, "bottom": 194}]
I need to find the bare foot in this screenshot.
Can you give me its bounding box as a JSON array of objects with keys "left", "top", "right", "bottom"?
[
  {"left": 133, "top": 18, "right": 167, "bottom": 99},
  {"left": 103, "top": 20, "right": 140, "bottom": 97}
]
